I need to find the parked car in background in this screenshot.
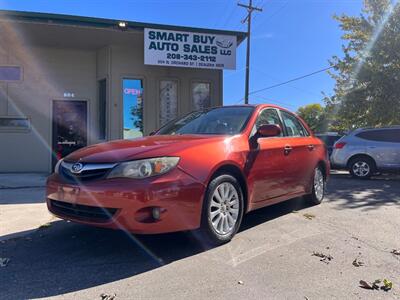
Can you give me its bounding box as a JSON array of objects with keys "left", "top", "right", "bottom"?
[
  {"left": 331, "top": 126, "right": 400, "bottom": 178},
  {"left": 316, "top": 132, "right": 342, "bottom": 158},
  {"left": 46, "top": 105, "right": 329, "bottom": 245}
]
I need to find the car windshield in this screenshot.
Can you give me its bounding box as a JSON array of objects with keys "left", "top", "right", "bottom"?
[{"left": 156, "top": 106, "right": 254, "bottom": 136}]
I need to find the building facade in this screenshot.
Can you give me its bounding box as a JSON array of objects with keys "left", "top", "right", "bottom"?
[{"left": 0, "top": 11, "right": 245, "bottom": 173}]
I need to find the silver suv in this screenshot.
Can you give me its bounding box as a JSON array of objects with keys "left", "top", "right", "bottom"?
[{"left": 331, "top": 126, "right": 400, "bottom": 178}]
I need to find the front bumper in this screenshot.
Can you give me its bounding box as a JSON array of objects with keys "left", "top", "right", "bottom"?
[{"left": 46, "top": 168, "right": 206, "bottom": 234}]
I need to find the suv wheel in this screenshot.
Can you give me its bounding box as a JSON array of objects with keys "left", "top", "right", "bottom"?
[
  {"left": 305, "top": 166, "right": 325, "bottom": 205},
  {"left": 198, "top": 174, "right": 244, "bottom": 246},
  {"left": 349, "top": 157, "right": 375, "bottom": 179}
]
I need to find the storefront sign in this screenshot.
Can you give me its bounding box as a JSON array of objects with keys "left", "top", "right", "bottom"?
[{"left": 144, "top": 28, "right": 236, "bottom": 70}]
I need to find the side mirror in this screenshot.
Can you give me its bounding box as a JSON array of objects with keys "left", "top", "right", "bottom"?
[{"left": 257, "top": 124, "right": 281, "bottom": 138}]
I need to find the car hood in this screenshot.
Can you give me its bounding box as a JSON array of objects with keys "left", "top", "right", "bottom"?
[{"left": 64, "top": 135, "right": 227, "bottom": 163}]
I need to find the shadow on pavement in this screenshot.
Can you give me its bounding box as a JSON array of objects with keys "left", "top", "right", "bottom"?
[
  {"left": 326, "top": 172, "right": 400, "bottom": 210},
  {"left": 0, "top": 195, "right": 310, "bottom": 299}
]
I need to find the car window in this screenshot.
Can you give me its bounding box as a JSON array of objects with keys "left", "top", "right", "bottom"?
[
  {"left": 156, "top": 106, "right": 254, "bottom": 135},
  {"left": 356, "top": 129, "right": 400, "bottom": 143},
  {"left": 253, "top": 109, "right": 283, "bottom": 137},
  {"left": 280, "top": 111, "right": 308, "bottom": 137}
]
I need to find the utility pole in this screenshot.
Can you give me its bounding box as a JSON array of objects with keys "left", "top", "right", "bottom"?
[{"left": 238, "top": 0, "right": 262, "bottom": 104}]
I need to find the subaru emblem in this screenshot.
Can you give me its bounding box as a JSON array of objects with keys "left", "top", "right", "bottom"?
[{"left": 71, "top": 162, "right": 84, "bottom": 173}]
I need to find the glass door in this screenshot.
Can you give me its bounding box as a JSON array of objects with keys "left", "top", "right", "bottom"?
[
  {"left": 52, "top": 100, "right": 87, "bottom": 168},
  {"left": 123, "top": 79, "right": 143, "bottom": 139}
]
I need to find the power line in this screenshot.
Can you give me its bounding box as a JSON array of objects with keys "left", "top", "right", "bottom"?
[
  {"left": 218, "top": 1, "right": 239, "bottom": 28},
  {"left": 249, "top": 66, "right": 334, "bottom": 96},
  {"left": 250, "top": 95, "right": 297, "bottom": 108},
  {"left": 253, "top": 1, "right": 289, "bottom": 33},
  {"left": 252, "top": 67, "right": 321, "bottom": 97}
]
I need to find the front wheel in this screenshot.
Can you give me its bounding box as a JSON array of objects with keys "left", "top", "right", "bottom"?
[
  {"left": 197, "top": 174, "right": 244, "bottom": 246},
  {"left": 305, "top": 166, "right": 326, "bottom": 205}
]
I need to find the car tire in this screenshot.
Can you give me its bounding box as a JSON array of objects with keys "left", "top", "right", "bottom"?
[
  {"left": 349, "top": 156, "right": 375, "bottom": 179},
  {"left": 305, "top": 166, "right": 325, "bottom": 205},
  {"left": 198, "top": 174, "right": 244, "bottom": 246}
]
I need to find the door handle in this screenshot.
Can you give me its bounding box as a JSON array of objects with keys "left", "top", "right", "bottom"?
[
  {"left": 308, "top": 144, "right": 315, "bottom": 151},
  {"left": 284, "top": 145, "right": 292, "bottom": 155}
]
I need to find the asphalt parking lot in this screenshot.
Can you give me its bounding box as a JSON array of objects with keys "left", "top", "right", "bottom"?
[{"left": 1, "top": 172, "right": 399, "bottom": 299}]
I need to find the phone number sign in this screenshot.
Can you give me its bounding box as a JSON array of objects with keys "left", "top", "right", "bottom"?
[{"left": 144, "top": 28, "right": 236, "bottom": 70}]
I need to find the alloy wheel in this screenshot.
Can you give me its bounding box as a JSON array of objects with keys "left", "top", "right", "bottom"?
[
  {"left": 209, "top": 182, "right": 239, "bottom": 235},
  {"left": 314, "top": 168, "right": 324, "bottom": 201},
  {"left": 352, "top": 161, "right": 370, "bottom": 177}
]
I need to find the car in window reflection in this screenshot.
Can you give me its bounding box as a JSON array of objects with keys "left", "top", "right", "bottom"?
[
  {"left": 331, "top": 126, "right": 400, "bottom": 178},
  {"left": 46, "top": 105, "right": 329, "bottom": 245}
]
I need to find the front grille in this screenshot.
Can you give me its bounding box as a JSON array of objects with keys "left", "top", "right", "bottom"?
[
  {"left": 60, "top": 166, "right": 109, "bottom": 182},
  {"left": 59, "top": 162, "right": 116, "bottom": 182},
  {"left": 50, "top": 200, "right": 117, "bottom": 223}
]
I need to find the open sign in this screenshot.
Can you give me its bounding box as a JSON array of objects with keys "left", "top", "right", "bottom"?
[{"left": 124, "top": 88, "right": 142, "bottom": 96}]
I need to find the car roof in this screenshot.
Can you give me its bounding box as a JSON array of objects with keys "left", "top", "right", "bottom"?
[
  {"left": 353, "top": 125, "right": 400, "bottom": 132},
  {"left": 220, "top": 103, "right": 289, "bottom": 111},
  {"left": 316, "top": 132, "right": 341, "bottom": 136}
]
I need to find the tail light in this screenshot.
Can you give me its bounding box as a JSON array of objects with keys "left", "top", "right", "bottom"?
[{"left": 334, "top": 142, "right": 346, "bottom": 149}]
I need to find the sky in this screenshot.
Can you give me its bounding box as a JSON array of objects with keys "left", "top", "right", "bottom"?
[{"left": 0, "top": 0, "right": 363, "bottom": 111}]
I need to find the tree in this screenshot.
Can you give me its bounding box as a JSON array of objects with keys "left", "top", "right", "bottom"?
[
  {"left": 328, "top": 0, "right": 400, "bottom": 129},
  {"left": 297, "top": 103, "right": 327, "bottom": 133}
]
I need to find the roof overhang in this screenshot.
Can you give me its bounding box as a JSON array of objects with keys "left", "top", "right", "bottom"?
[{"left": 0, "top": 10, "right": 247, "bottom": 45}]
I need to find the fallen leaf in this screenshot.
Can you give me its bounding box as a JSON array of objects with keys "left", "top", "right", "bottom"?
[
  {"left": 372, "top": 279, "right": 381, "bottom": 290},
  {"left": 359, "top": 280, "right": 373, "bottom": 290},
  {"left": 312, "top": 251, "right": 333, "bottom": 264},
  {"left": 352, "top": 258, "right": 364, "bottom": 267},
  {"left": 303, "top": 213, "right": 316, "bottom": 220},
  {"left": 382, "top": 279, "right": 393, "bottom": 291},
  {"left": 100, "top": 293, "right": 116, "bottom": 300},
  {"left": 390, "top": 249, "right": 400, "bottom": 256},
  {"left": 0, "top": 257, "right": 10, "bottom": 267}
]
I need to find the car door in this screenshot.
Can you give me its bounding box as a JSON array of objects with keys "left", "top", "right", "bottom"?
[
  {"left": 357, "top": 128, "right": 400, "bottom": 170},
  {"left": 279, "top": 110, "right": 315, "bottom": 194},
  {"left": 246, "top": 108, "right": 291, "bottom": 202}
]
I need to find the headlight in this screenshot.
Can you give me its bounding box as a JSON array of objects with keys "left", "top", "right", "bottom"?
[
  {"left": 107, "top": 157, "right": 180, "bottom": 179},
  {"left": 54, "top": 159, "right": 63, "bottom": 174}
]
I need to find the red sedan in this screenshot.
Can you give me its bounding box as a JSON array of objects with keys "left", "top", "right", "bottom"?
[{"left": 47, "top": 105, "right": 329, "bottom": 245}]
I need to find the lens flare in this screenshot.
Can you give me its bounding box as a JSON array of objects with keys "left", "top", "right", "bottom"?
[
  {"left": 327, "top": 1, "right": 399, "bottom": 130},
  {"left": 0, "top": 17, "right": 167, "bottom": 264}
]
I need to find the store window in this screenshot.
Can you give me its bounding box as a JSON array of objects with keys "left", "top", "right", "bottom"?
[
  {"left": 123, "top": 79, "right": 143, "bottom": 139},
  {"left": 192, "top": 82, "right": 210, "bottom": 111},
  {"left": 98, "top": 79, "right": 107, "bottom": 140},
  {"left": 0, "top": 117, "right": 30, "bottom": 131},
  {"left": 0, "top": 66, "right": 22, "bottom": 81},
  {"left": 160, "top": 80, "right": 178, "bottom": 126}
]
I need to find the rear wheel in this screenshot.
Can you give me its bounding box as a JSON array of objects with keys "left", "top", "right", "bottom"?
[
  {"left": 305, "top": 166, "right": 325, "bottom": 205},
  {"left": 198, "top": 174, "right": 244, "bottom": 246},
  {"left": 349, "top": 156, "right": 375, "bottom": 179}
]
